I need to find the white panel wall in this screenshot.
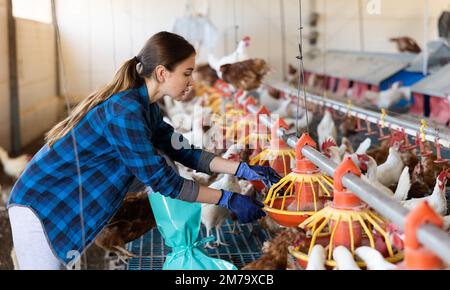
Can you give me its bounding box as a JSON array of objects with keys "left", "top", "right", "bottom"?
[
  {"left": 0, "top": 0, "right": 11, "bottom": 151},
  {"left": 16, "top": 18, "right": 61, "bottom": 146},
  {"left": 317, "top": 0, "right": 450, "bottom": 53},
  {"left": 55, "top": 0, "right": 450, "bottom": 101}
]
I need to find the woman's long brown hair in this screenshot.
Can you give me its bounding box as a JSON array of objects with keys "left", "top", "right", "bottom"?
[{"left": 46, "top": 31, "right": 195, "bottom": 147}]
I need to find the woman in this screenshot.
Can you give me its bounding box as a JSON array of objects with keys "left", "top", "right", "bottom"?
[{"left": 7, "top": 32, "right": 280, "bottom": 270}]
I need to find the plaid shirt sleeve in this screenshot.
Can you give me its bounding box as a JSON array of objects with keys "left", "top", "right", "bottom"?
[
  {"left": 104, "top": 108, "right": 196, "bottom": 200},
  {"left": 153, "top": 109, "right": 216, "bottom": 175}
]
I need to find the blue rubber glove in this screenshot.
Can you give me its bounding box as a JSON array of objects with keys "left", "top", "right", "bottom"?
[
  {"left": 217, "top": 190, "right": 266, "bottom": 224},
  {"left": 235, "top": 162, "right": 282, "bottom": 188}
]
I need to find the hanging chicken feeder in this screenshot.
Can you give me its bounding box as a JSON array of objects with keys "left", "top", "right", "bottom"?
[
  {"left": 250, "top": 118, "right": 295, "bottom": 178},
  {"left": 263, "top": 133, "right": 334, "bottom": 228},
  {"left": 225, "top": 96, "right": 259, "bottom": 143},
  {"left": 209, "top": 92, "right": 247, "bottom": 146},
  {"left": 289, "top": 157, "right": 404, "bottom": 269},
  {"left": 237, "top": 105, "right": 271, "bottom": 150},
  {"left": 398, "top": 201, "right": 446, "bottom": 270}
]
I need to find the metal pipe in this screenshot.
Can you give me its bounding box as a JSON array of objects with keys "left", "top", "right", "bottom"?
[
  {"left": 6, "top": 0, "right": 21, "bottom": 155},
  {"left": 244, "top": 100, "right": 450, "bottom": 266},
  {"left": 423, "top": 0, "right": 429, "bottom": 76},
  {"left": 268, "top": 81, "right": 450, "bottom": 148}
]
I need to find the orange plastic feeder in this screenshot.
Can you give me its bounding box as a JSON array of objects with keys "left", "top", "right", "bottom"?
[
  {"left": 250, "top": 118, "right": 295, "bottom": 178},
  {"left": 263, "top": 133, "right": 334, "bottom": 228},
  {"left": 398, "top": 201, "right": 445, "bottom": 270},
  {"left": 289, "top": 157, "right": 404, "bottom": 269}
]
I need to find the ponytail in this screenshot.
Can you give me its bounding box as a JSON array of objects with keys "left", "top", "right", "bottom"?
[
  {"left": 46, "top": 31, "right": 195, "bottom": 147},
  {"left": 46, "top": 57, "right": 142, "bottom": 147}
]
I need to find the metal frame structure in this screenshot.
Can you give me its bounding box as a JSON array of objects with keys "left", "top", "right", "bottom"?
[
  {"left": 241, "top": 88, "right": 450, "bottom": 266},
  {"left": 7, "top": 0, "right": 21, "bottom": 155},
  {"left": 268, "top": 81, "right": 450, "bottom": 148}
]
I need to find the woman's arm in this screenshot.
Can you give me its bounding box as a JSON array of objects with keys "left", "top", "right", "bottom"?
[
  {"left": 209, "top": 157, "right": 240, "bottom": 175},
  {"left": 196, "top": 186, "right": 222, "bottom": 204}
]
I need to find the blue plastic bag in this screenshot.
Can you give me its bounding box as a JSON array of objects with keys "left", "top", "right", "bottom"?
[{"left": 149, "top": 192, "right": 237, "bottom": 270}]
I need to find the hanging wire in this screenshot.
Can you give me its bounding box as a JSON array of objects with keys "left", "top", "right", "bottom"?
[
  {"left": 296, "top": 0, "right": 310, "bottom": 137},
  {"left": 322, "top": 0, "right": 328, "bottom": 100},
  {"left": 280, "top": 0, "right": 287, "bottom": 81},
  {"left": 267, "top": 0, "right": 271, "bottom": 63},
  {"left": 358, "top": 0, "right": 365, "bottom": 52},
  {"left": 233, "top": 0, "right": 239, "bottom": 46},
  {"left": 52, "top": 0, "right": 88, "bottom": 269}
]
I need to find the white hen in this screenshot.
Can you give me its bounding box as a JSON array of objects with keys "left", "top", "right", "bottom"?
[
  {"left": 306, "top": 245, "right": 327, "bottom": 270},
  {"left": 333, "top": 246, "right": 360, "bottom": 270},
  {"left": 171, "top": 113, "right": 193, "bottom": 133},
  {"left": 272, "top": 99, "right": 292, "bottom": 119},
  {"left": 444, "top": 215, "right": 450, "bottom": 231},
  {"left": 377, "top": 82, "right": 408, "bottom": 109},
  {"left": 354, "top": 247, "right": 397, "bottom": 270},
  {"left": 201, "top": 145, "right": 243, "bottom": 248},
  {"left": 163, "top": 96, "right": 186, "bottom": 119},
  {"left": 376, "top": 142, "right": 405, "bottom": 187},
  {"left": 359, "top": 155, "right": 410, "bottom": 202},
  {"left": 356, "top": 138, "right": 372, "bottom": 155},
  {"left": 258, "top": 88, "right": 281, "bottom": 112},
  {"left": 201, "top": 174, "right": 241, "bottom": 248},
  {"left": 317, "top": 110, "right": 337, "bottom": 147},
  {"left": 208, "top": 36, "right": 251, "bottom": 77},
  {"left": 401, "top": 171, "right": 448, "bottom": 216},
  {"left": 0, "top": 147, "right": 31, "bottom": 179}
]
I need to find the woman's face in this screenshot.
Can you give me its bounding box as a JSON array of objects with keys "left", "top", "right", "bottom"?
[{"left": 161, "top": 54, "right": 196, "bottom": 102}]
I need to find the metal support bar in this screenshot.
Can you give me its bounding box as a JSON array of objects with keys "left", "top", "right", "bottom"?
[
  {"left": 244, "top": 101, "right": 450, "bottom": 266},
  {"left": 268, "top": 81, "right": 450, "bottom": 148},
  {"left": 6, "top": 0, "right": 21, "bottom": 155}
]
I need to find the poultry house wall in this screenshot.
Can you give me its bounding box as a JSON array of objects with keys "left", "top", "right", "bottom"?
[
  {"left": 54, "top": 0, "right": 450, "bottom": 101},
  {"left": 0, "top": 0, "right": 11, "bottom": 151},
  {"left": 15, "top": 18, "right": 62, "bottom": 147},
  {"left": 0, "top": 5, "right": 61, "bottom": 150}
]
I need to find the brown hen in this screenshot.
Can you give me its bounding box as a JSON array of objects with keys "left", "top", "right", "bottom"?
[
  {"left": 95, "top": 191, "right": 156, "bottom": 260},
  {"left": 194, "top": 64, "right": 219, "bottom": 87},
  {"left": 242, "top": 228, "right": 305, "bottom": 270},
  {"left": 220, "top": 59, "right": 270, "bottom": 91}
]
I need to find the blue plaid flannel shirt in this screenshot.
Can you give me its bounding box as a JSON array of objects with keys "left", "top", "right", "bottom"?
[{"left": 7, "top": 85, "right": 215, "bottom": 265}]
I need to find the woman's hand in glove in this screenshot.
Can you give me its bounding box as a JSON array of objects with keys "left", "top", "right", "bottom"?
[
  {"left": 235, "top": 162, "right": 282, "bottom": 188},
  {"left": 217, "top": 190, "right": 266, "bottom": 224}
]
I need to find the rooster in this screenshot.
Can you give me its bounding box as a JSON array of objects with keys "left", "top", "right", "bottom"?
[
  {"left": 358, "top": 154, "right": 410, "bottom": 201},
  {"left": 0, "top": 147, "right": 32, "bottom": 179},
  {"left": 401, "top": 170, "right": 448, "bottom": 216},
  {"left": 242, "top": 228, "right": 305, "bottom": 270},
  {"left": 95, "top": 191, "right": 156, "bottom": 262},
  {"left": 220, "top": 59, "right": 270, "bottom": 92},
  {"left": 317, "top": 109, "right": 337, "bottom": 147},
  {"left": 208, "top": 36, "right": 251, "bottom": 77}
]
